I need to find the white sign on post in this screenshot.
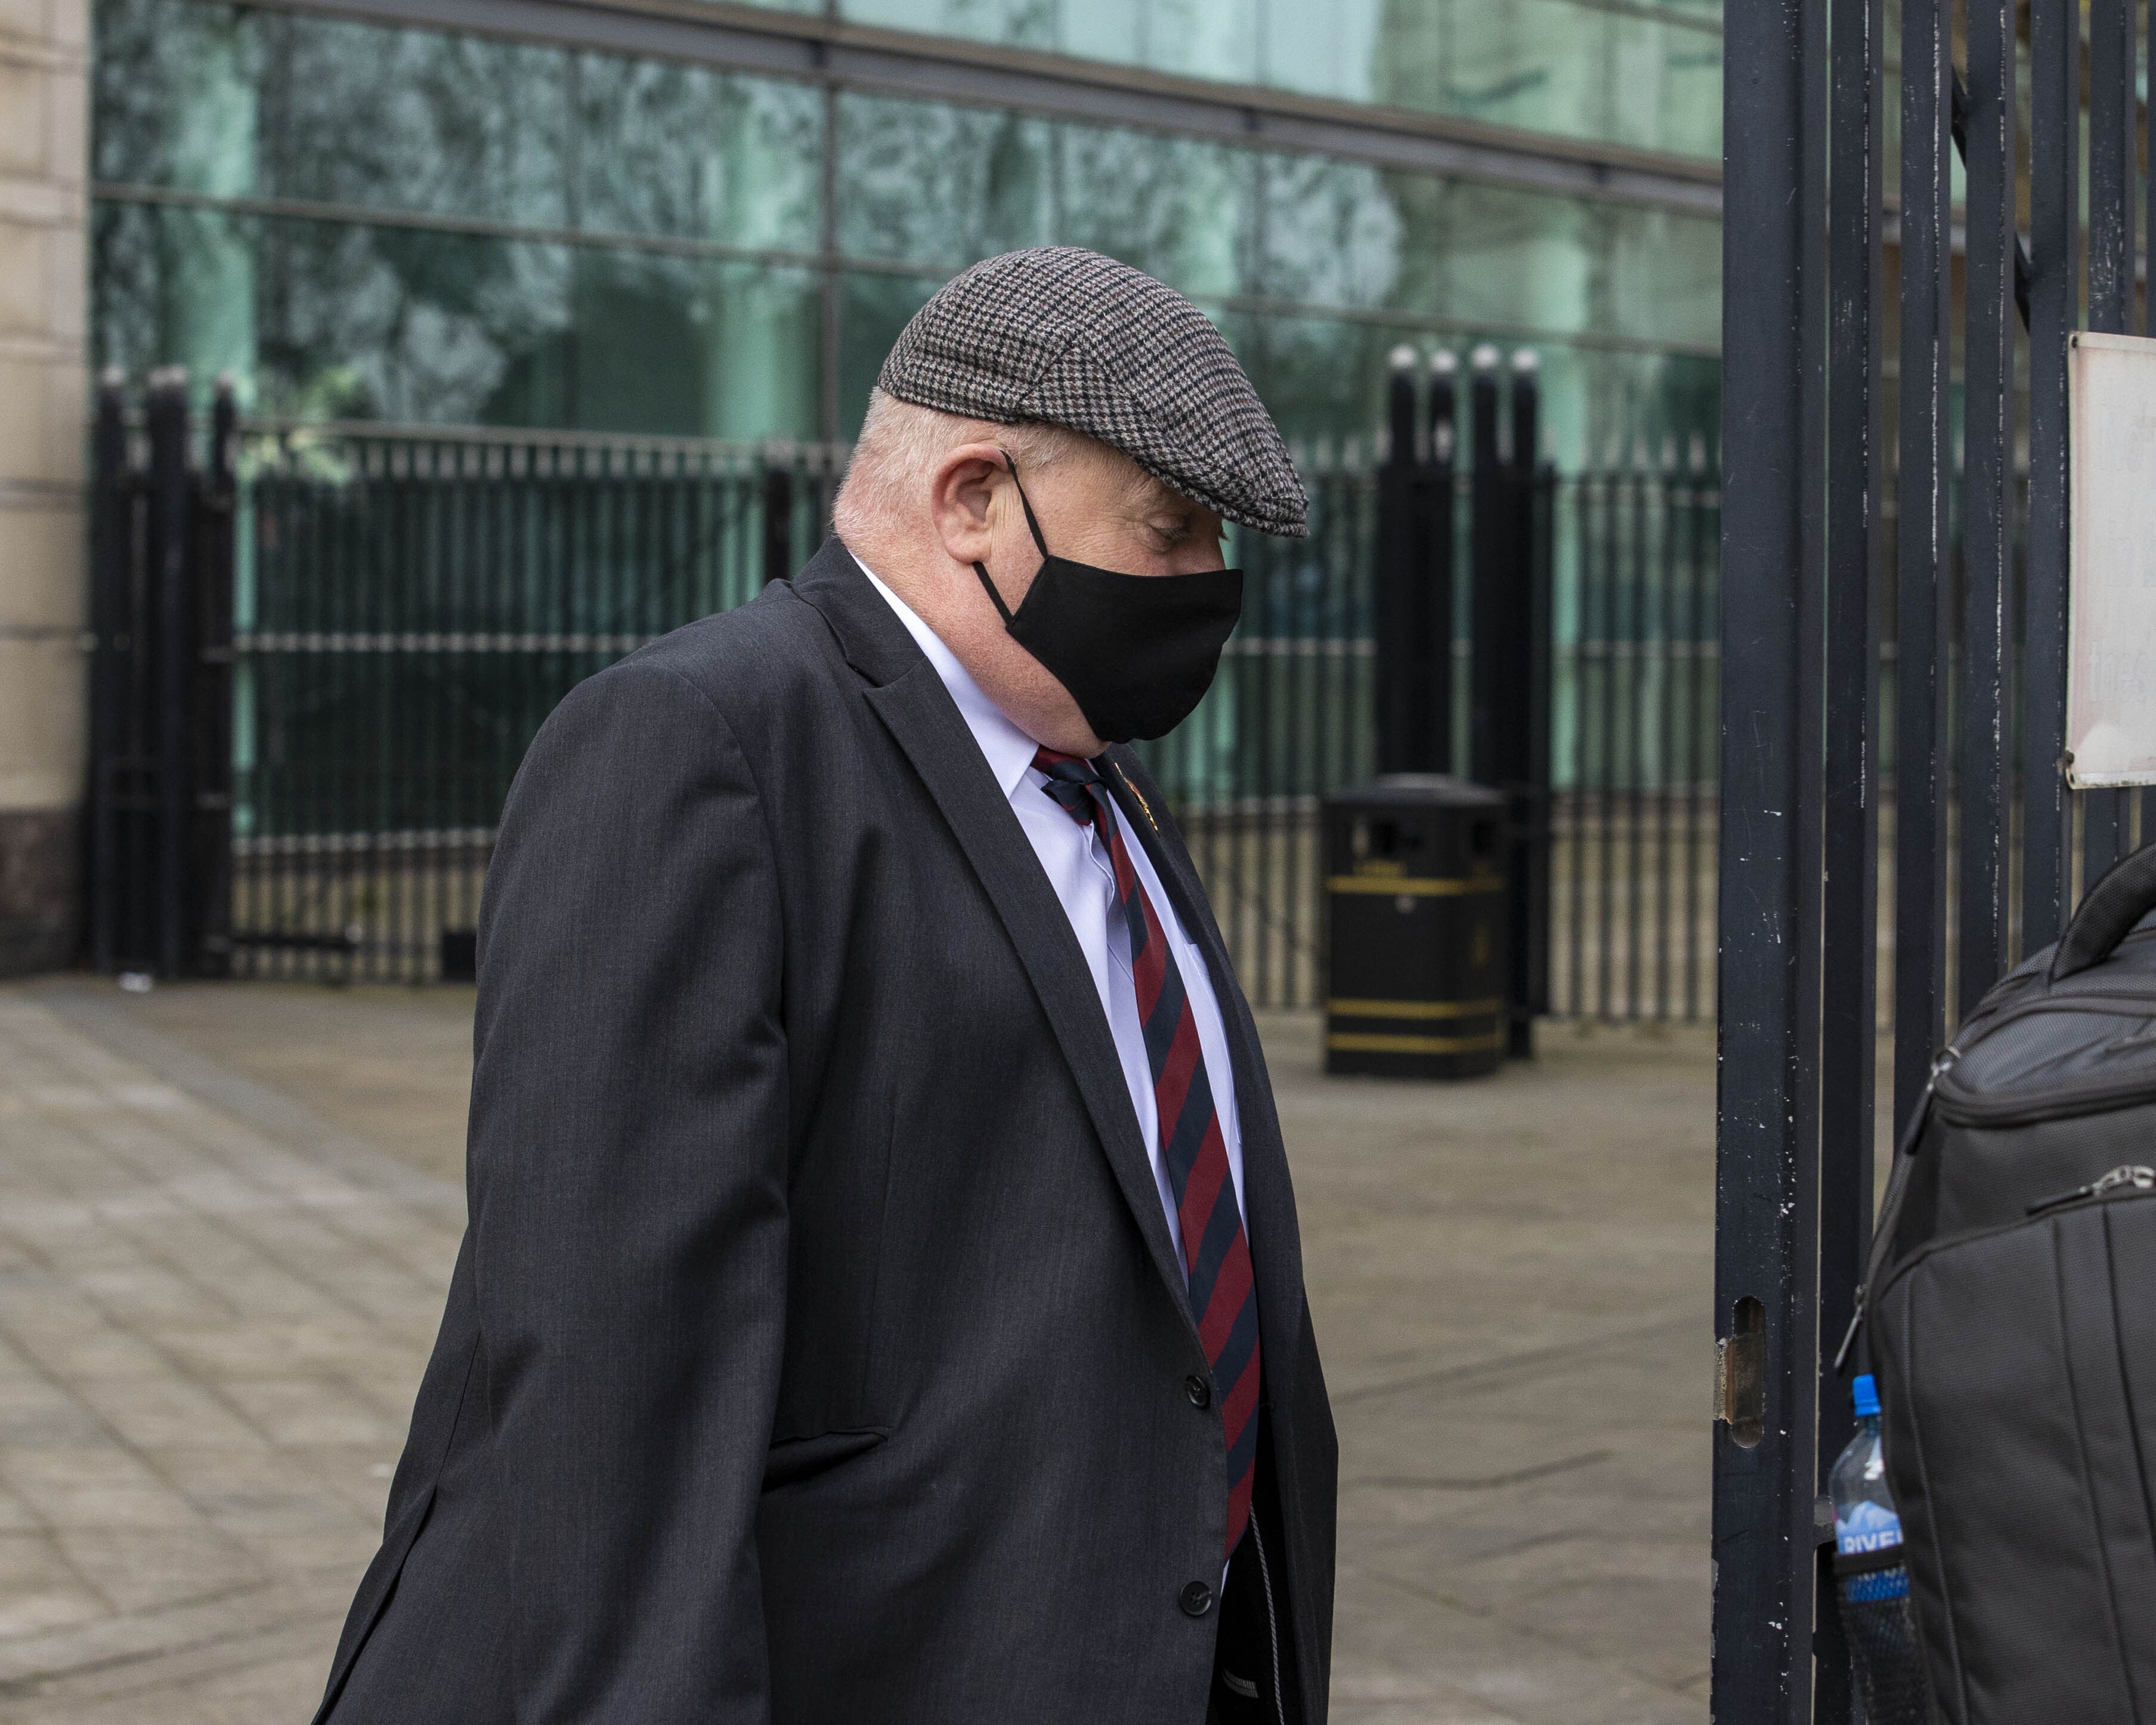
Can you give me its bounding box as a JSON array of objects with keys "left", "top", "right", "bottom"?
[{"left": 2068, "top": 330, "right": 2156, "bottom": 788}]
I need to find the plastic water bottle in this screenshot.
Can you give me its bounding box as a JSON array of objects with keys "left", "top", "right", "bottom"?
[
  {"left": 1830, "top": 1374, "right": 1931, "bottom": 1723},
  {"left": 1830, "top": 1374, "right": 1903, "bottom": 1564}
]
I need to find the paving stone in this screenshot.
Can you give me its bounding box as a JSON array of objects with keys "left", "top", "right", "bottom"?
[
  {"left": 65, "top": 1380, "right": 262, "bottom": 1454},
  {"left": 46, "top": 1528, "right": 259, "bottom": 1617},
  {"left": 0, "top": 980, "right": 1719, "bottom": 1721}
]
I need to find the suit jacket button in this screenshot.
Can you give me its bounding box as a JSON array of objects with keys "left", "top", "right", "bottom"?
[
  {"left": 1184, "top": 1374, "right": 1212, "bottom": 1409},
  {"left": 1180, "top": 1581, "right": 1215, "bottom": 1618}
]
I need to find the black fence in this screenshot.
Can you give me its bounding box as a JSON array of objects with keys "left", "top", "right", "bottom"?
[
  {"left": 86, "top": 369, "right": 1719, "bottom": 1020},
  {"left": 227, "top": 421, "right": 837, "bottom": 982},
  {"left": 1556, "top": 463, "right": 1720, "bottom": 1025},
  {"left": 86, "top": 370, "right": 236, "bottom": 979}
]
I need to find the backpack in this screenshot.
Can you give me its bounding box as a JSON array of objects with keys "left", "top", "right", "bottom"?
[{"left": 1863, "top": 843, "right": 2156, "bottom": 1724}]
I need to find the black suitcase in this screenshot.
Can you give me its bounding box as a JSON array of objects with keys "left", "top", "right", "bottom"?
[{"left": 1863, "top": 844, "right": 2156, "bottom": 1723}]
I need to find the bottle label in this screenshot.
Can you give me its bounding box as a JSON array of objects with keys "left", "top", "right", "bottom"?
[{"left": 1835, "top": 1498, "right": 1904, "bottom": 1556}]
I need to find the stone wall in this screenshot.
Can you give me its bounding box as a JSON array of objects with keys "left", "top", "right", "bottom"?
[{"left": 0, "top": 0, "right": 88, "bottom": 975}]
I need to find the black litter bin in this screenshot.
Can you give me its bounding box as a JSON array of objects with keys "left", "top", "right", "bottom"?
[{"left": 1323, "top": 775, "right": 1508, "bottom": 1079}]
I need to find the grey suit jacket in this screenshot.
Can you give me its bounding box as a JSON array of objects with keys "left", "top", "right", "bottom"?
[{"left": 313, "top": 539, "right": 1338, "bottom": 1725}]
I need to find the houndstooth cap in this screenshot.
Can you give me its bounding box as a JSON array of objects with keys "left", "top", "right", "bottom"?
[{"left": 877, "top": 247, "right": 1308, "bottom": 538}]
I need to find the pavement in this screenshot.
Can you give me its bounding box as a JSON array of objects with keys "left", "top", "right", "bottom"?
[{"left": 0, "top": 978, "right": 1712, "bottom": 1724}]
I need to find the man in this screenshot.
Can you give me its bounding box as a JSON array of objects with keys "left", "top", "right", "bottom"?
[{"left": 313, "top": 246, "right": 1337, "bottom": 1725}]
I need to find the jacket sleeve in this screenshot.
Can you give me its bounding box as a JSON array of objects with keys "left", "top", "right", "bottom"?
[{"left": 467, "top": 657, "right": 788, "bottom": 1722}]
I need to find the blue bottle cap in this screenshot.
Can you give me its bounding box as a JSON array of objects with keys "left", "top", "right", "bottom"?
[{"left": 1852, "top": 1374, "right": 1881, "bottom": 1418}]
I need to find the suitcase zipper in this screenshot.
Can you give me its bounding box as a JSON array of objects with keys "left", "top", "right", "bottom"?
[
  {"left": 2025, "top": 1164, "right": 2156, "bottom": 1216},
  {"left": 1874, "top": 1176, "right": 2156, "bottom": 1306}
]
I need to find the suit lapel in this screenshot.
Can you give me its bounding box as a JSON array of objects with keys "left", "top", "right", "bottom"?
[
  {"left": 793, "top": 543, "right": 1201, "bottom": 1340},
  {"left": 1102, "top": 747, "right": 1308, "bottom": 1393}
]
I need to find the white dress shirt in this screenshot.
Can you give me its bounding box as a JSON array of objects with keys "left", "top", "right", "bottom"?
[{"left": 858, "top": 562, "right": 1248, "bottom": 1264}]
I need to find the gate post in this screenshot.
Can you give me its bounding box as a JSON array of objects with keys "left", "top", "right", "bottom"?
[
  {"left": 1715, "top": 0, "right": 1817, "bottom": 1718},
  {"left": 1372, "top": 347, "right": 1424, "bottom": 774},
  {"left": 146, "top": 371, "right": 193, "bottom": 979},
  {"left": 762, "top": 455, "right": 794, "bottom": 586},
  {"left": 1466, "top": 347, "right": 1504, "bottom": 795},
  {"left": 88, "top": 374, "right": 129, "bottom": 975},
  {"left": 1423, "top": 350, "right": 1456, "bottom": 774},
  {"left": 1464, "top": 347, "right": 1546, "bottom": 1056},
  {"left": 1509, "top": 354, "right": 1553, "bottom": 1047},
  {"left": 192, "top": 379, "right": 238, "bottom": 978}
]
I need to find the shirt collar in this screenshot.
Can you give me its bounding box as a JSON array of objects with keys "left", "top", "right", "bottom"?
[{"left": 854, "top": 554, "right": 1041, "bottom": 802}]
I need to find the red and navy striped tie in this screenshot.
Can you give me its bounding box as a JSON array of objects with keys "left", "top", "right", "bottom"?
[{"left": 1034, "top": 749, "right": 1261, "bottom": 1557}]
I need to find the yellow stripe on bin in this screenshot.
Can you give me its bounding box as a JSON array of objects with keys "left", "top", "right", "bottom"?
[
  {"left": 1328, "top": 997, "right": 1502, "bottom": 1021},
  {"left": 1326, "top": 874, "right": 1504, "bottom": 896},
  {"left": 1326, "top": 1030, "right": 1507, "bottom": 1056}
]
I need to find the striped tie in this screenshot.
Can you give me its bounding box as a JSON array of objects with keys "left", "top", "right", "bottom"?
[{"left": 1034, "top": 749, "right": 1261, "bottom": 1557}]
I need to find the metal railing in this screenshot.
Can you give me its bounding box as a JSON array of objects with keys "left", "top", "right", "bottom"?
[
  {"left": 228, "top": 421, "right": 839, "bottom": 981},
  {"left": 90, "top": 394, "right": 1723, "bottom": 1017}
]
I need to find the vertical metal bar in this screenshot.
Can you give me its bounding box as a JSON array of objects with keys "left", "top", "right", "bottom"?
[
  {"left": 1816, "top": 2, "right": 1886, "bottom": 1711},
  {"left": 1676, "top": 469, "right": 1697, "bottom": 1022},
  {"left": 194, "top": 381, "right": 237, "bottom": 980},
  {"left": 1468, "top": 347, "right": 1505, "bottom": 798},
  {"left": 1374, "top": 351, "right": 1419, "bottom": 775},
  {"left": 2075, "top": 0, "right": 2129, "bottom": 889},
  {"left": 147, "top": 371, "right": 193, "bottom": 979},
  {"left": 763, "top": 460, "right": 794, "bottom": 587},
  {"left": 1578, "top": 474, "right": 1595, "bottom": 1009},
  {"left": 1515, "top": 364, "right": 1551, "bottom": 1037},
  {"left": 1429, "top": 351, "right": 1458, "bottom": 774},
  {"left": 1959, "top": 0, "right": 2016, "bottom": 1013},
  {"left": 1789, "top": 0, "right": 1832, "bottom": 1684},
  {"left": 1715, "top": 0, "right": 1815, "bottom": 1716},
  {"left": 1598, "top": 470, "right": 1618, "bottom": 1021},
  {"left": 89, "top": 376, "right": 129, "bottom": 974},
  {"left": 1894, "top": 0, "right": 1952, "bottom": 1132},
  {"left": 1655, "top": 463, "right": 1675, "bottom": 1022},
  {"left": 1626, "top": 468, "right": 1645, "bottom": 1021}
]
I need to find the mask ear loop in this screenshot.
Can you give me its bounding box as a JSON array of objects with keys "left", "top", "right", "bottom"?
[{"left": 970, "top": 450, "right": 1051, "bottom": 625}]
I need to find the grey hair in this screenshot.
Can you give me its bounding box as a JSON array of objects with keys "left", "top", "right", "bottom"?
[{"left": 833, "top": 388, "right": 1117, "bottom": 543}]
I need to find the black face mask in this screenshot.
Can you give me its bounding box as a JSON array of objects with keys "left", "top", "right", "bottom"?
[{"left": 970, "top": 455, "right": 1243, "bottom": 745}]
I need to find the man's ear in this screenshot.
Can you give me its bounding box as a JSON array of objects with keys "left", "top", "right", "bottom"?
[{"left": 929, "top": 443, "right": 1009, "bottom": 568}]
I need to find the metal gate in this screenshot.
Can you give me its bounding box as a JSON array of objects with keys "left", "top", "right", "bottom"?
[{"left": 1715, "top": 0, "right": 2141, "bottom": 1715}]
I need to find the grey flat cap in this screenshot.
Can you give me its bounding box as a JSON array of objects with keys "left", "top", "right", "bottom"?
[{"left": 877, "top": 247, "right": 1308, "bottom": 538}]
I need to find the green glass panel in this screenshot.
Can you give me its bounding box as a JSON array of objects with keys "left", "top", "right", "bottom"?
[
  {"left": 846, "top": 0, "right": 1258, "bottom": 80},
  {"left": 839, "top": 271, "right": 938, "bottom": 435},
  {"left": 95, "top": 205, "right": 821, "bottom": 438},
  {"left": 94, "top": 0, "right": 259, "bottom": 195},
  {"left": 1252, "top": 154, "right": 1409, "bottom": 313},
  {"left": 1065, "top": 0, "right": 1259, "bottom": 84},
  {"left": 838, "top": 94, "right": 1057, "bottom": 270},
  {"left": 571, "top": 55, "right": 823, "bottom": 250},
  {"left": 1372, "top": 0, "right": 1721, "bottom": 158},
  {"left": 253, "top": 12, "right": 571, "bottom": 226},
  {"left": 1056, "top": 127, "right": 1249, "bottom": 299},
  {"left": 839, "top": 0, "right": 1059, "bottom": 53},
  {"left": 1606, "top": 205, "right": 1721, "bottom": 351},
  {"left": 97, "top": 0, "right": 831, "bottom": 243},
  {"left": 1252, "top": 152, "right": 1716, "bottom": 352},
  {"left": 1243, "top": 313, "right": 1434, "bottom": 446},
  {"left": 1256, "top": 0, "right": 1386, "bottom": 103},
  {"left": 839, "top": 0, "right": 1720, "bottom": 159},
  {"left": 838, "top": 95, "right": 1253, "bottom": 297}
]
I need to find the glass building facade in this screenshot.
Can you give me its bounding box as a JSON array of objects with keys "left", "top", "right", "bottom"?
[{"left": 89, "top": 0, "right": 1722, "bottom": 471}]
